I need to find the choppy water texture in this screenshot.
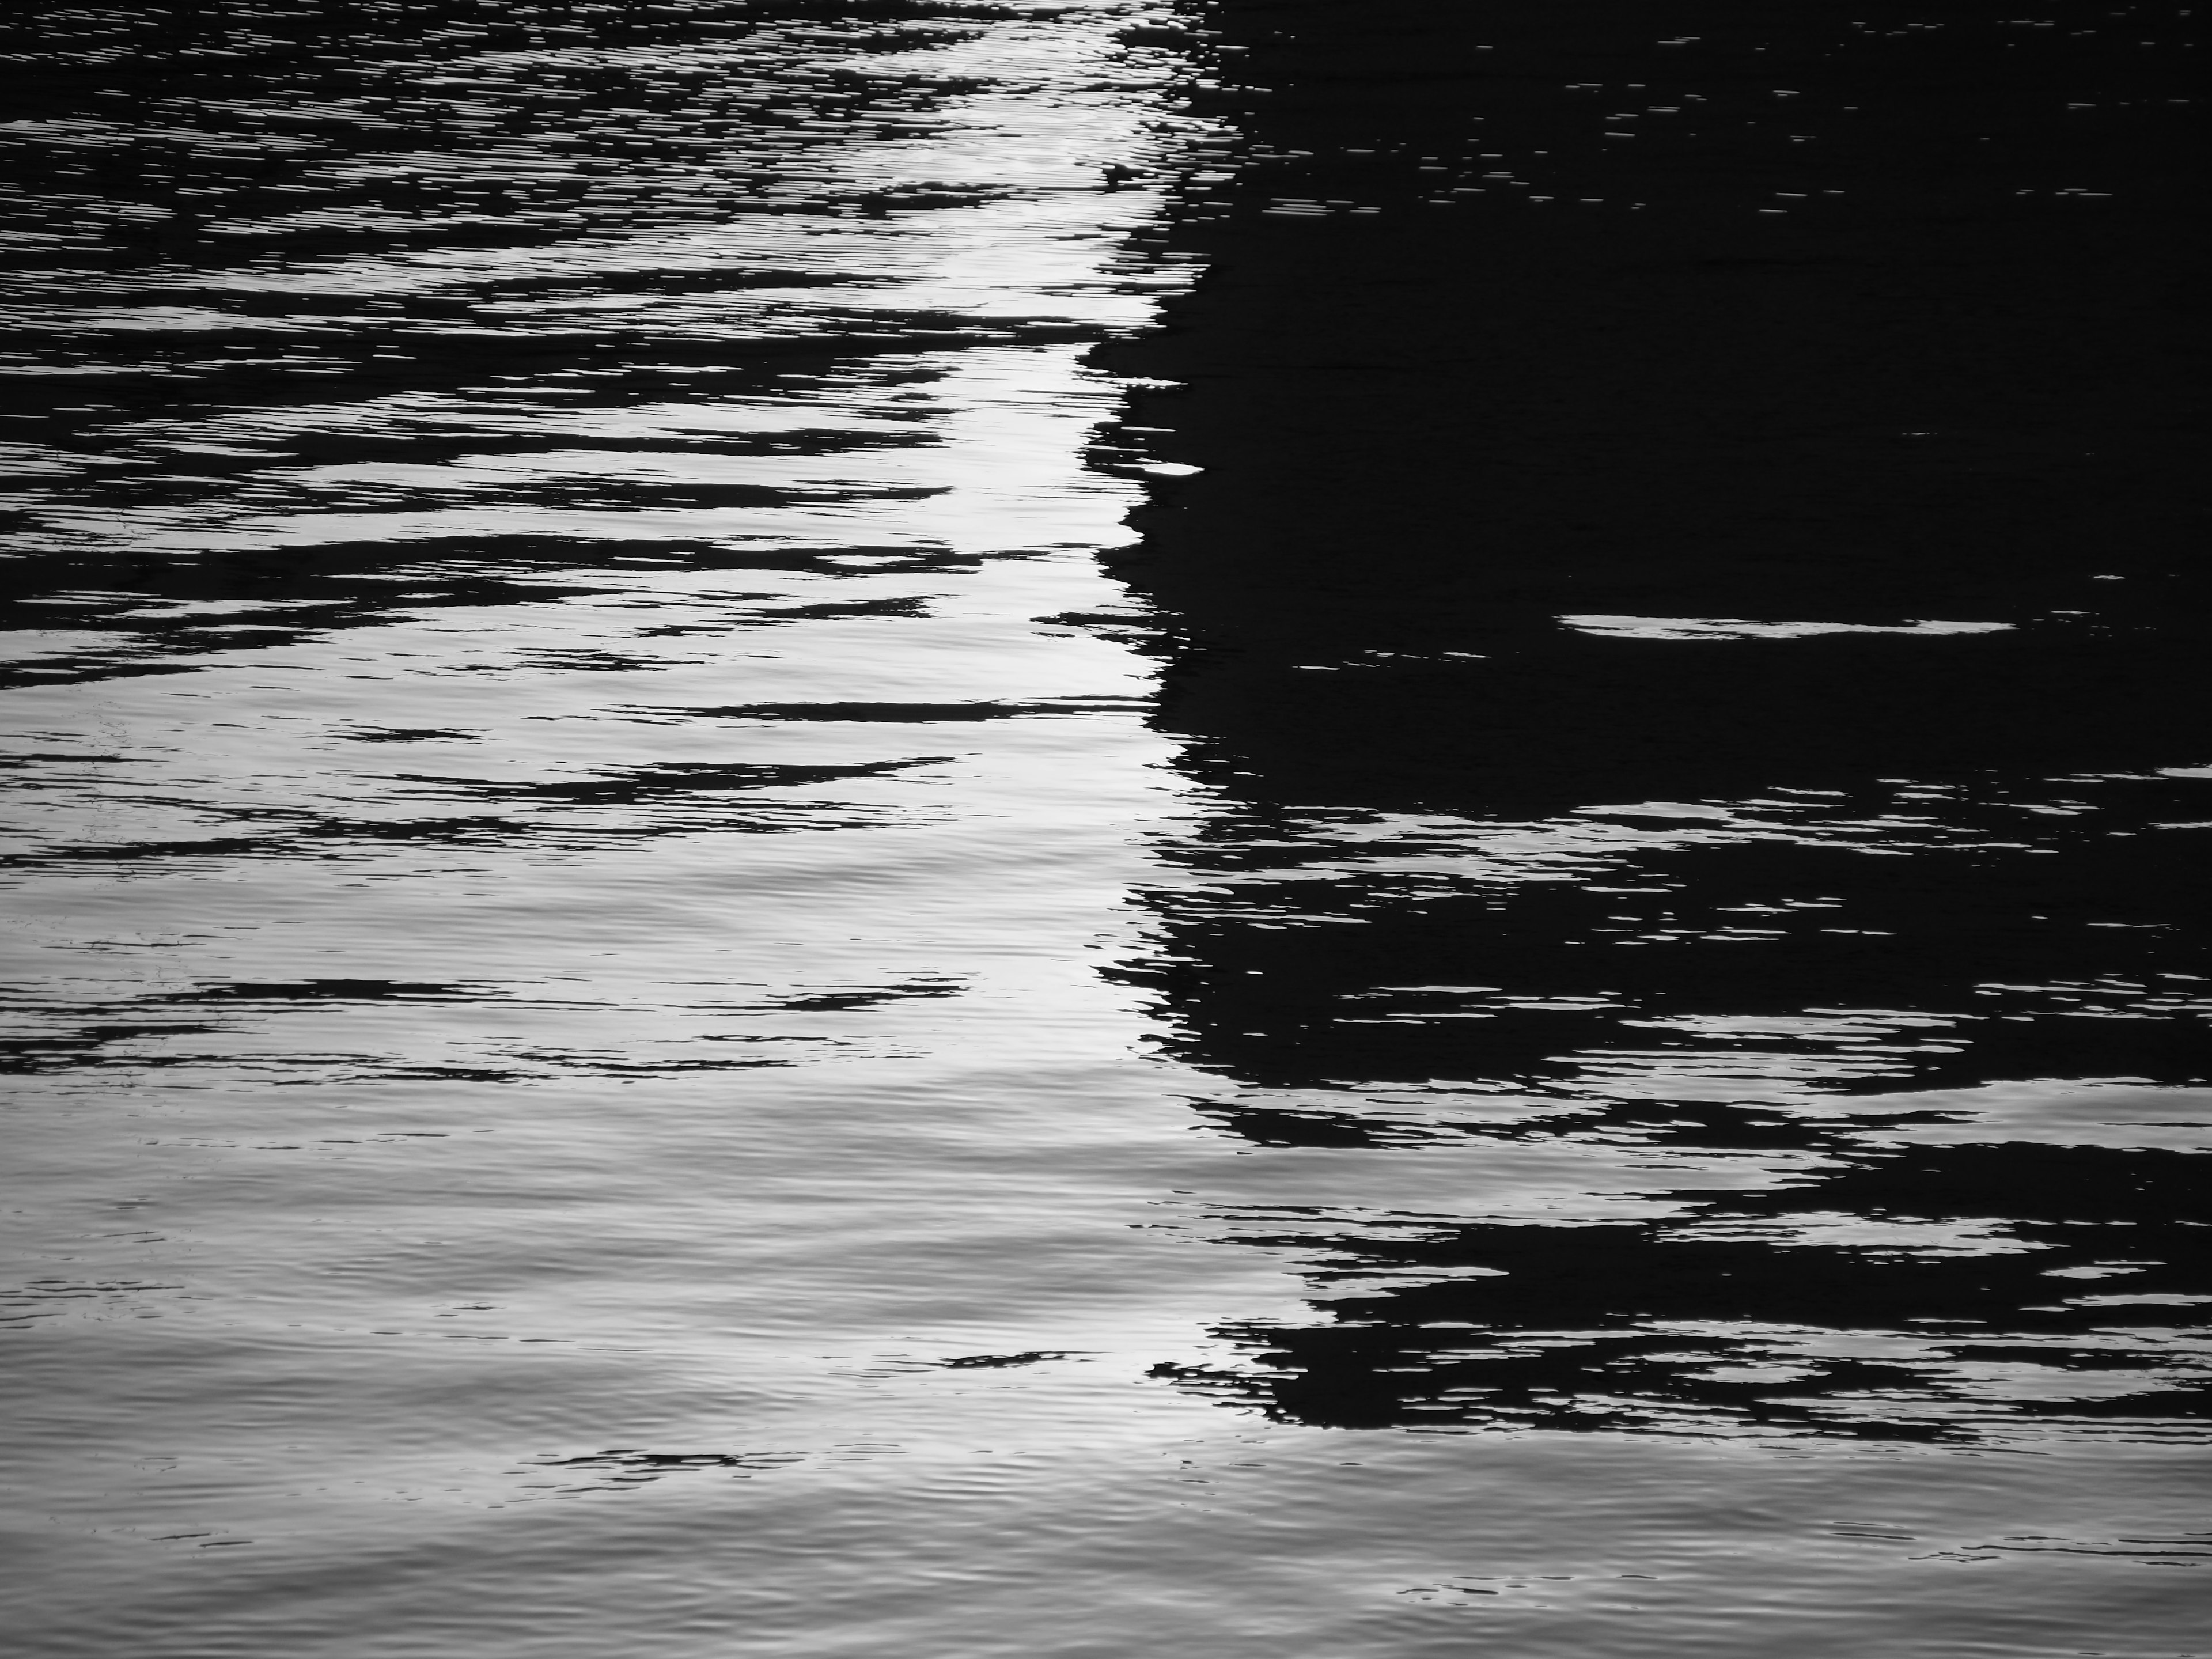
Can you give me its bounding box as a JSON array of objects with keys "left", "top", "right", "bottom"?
[{"left": 2, "top": 3, "right": 2206, "bottom": 1656}]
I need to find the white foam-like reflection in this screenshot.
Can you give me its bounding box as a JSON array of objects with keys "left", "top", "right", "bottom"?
[{"left": 1559, "top": 613, "right": 2013, "bottom": 641}]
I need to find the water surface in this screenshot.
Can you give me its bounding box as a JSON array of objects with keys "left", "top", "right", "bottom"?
[{"left": 2, "top": 2, "right": 2206, "bottom": 1655}]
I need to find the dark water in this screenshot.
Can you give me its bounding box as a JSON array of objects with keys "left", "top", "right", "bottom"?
[{"left": 2, "top": 2, "right": 2206, "bottom": 1654}]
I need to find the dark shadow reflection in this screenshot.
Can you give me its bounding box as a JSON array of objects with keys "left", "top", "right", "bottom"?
[{"left": 1102, "top": 0, "right": 2208, "bottom": 1440}]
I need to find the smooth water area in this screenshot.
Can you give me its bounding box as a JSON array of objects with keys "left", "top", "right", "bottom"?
[{"left": 2, "top": 3, "right": 2206, "bottom": 1654}]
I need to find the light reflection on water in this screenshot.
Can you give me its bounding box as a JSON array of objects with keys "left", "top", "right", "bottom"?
[{"left": 2, "top": 2, "right": 2208, "bottom": 1655}]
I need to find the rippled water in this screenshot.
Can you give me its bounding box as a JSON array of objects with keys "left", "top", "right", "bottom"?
[{"left": 3, "top": 2, "right": 2206, "bottom": 1654}]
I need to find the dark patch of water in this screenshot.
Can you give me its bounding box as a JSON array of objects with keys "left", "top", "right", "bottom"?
[{"left": 1100, "top": 0, "right": 2209, "bottom": 1448}]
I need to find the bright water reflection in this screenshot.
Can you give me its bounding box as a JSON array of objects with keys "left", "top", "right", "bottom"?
[{"left": 1, "top": 2, "right": 1327, "bottom": 1645}]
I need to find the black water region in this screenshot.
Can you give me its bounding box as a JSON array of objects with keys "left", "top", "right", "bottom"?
[{"left": 1097, "top": 0, "right": 2208, "bottom": 1436}]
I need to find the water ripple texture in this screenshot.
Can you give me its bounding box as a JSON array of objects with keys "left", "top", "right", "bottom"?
[{"left": 2, "top": 3, "right": 2206, "bottom": 1658}]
